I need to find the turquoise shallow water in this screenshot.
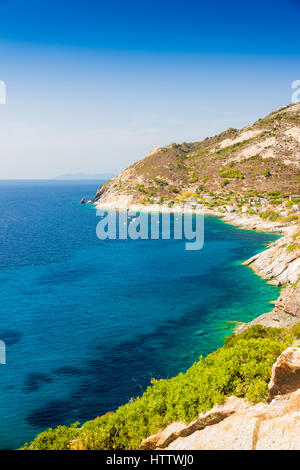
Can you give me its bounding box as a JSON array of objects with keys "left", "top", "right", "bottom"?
[{"left": 0, "top": 180, "right": 280, "bottom": 449}]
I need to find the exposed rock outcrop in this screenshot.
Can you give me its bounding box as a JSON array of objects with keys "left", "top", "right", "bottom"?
[
  {"left": 140, "top": 348, "right": 300, "bottom": 450},
  {"left": 140, "top": 396, "right": 249, "bottom": 450},
  {"left": 140, "top": 422, "right": 188, "bottom": 450},
  {"left": 244, "top": 228, "right": 300, "bottom": 285},
  {"left": 275, "top": 283, "right": 300, "bottom": 317},
  {"left": 268, "top": 347, "right": 300, "bottom": 399},
  {"left": 236, "top": 284, "right": 300, "bottom": 332},
  {"left": 237, "top": 227, "right": 300, "bottom": 332}
]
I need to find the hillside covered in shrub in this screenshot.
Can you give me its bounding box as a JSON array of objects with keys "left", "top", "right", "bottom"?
[
  {"left": 93, "top": 103, "right": 300, "bottom": 207},
  {"left": 23, "top": 324, "right": 300, "bottom": 450}
]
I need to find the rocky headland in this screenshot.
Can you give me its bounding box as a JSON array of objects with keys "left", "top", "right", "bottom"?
[{"left": 238, "top": 223, "right": 300, "bottom": 332}]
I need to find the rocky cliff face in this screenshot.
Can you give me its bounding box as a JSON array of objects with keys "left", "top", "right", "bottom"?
[
  {"left": 237, "top": 226, "right": 300, "bottom": 332},
  {"left": 140, "top": 348, "right": 300, "bottom": 450},
  {"left": 93, "top": 103, "right": 300, "bottom": 207}
]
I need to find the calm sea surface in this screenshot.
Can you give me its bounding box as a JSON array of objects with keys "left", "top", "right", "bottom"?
[{"left": 0, "top": 180, "right": 280, "bottom": 449}]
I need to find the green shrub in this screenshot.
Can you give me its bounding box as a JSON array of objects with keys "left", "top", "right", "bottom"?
[
  {"left": 286, "top": 242, "right": 300, "bottom": 251},
  {"left": 269, "top": 199, "right": 282, "bottom": 205},
  {"left": 136, "top": 184, "right": 147, "bottom": 194},
  {"left": 224, "top": 325, "right": 292, "bottom": 346},
  {"left": 22, "top": 423, "right": 80, "bottom": 450},
  {"left": 196, "top": 184, "right": 205, "bottom": 193},
  {"left": 153, "top": 178, "right": 168, "bottom": 186},
  {"left": 221, "top": 179, "right": 230, "bottom": 187},
  {"left": 220, "top": 169, "right": 244, "bottom": 179},
  {"left": 260, "top": 210, "right": 281, "bottom": 221},
  {"left": 290, "top": 323, "right": 300, "bottom": 339},
  {"left": 190, "top": 174, "right": 199, "bottom": 183}
]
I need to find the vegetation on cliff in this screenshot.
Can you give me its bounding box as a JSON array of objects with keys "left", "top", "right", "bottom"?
[
  {"left": 93, "top": 103, "right": 300, "bottom": 207},
  {"left": 23, "top": 325, "right": 299, "bottom": 450}
]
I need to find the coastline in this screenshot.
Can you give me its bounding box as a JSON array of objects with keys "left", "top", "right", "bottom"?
[
  {"left": 94, "top": 200, "right": 300, "bottom": 332},
  {"left": 94, "top": 199, "right": 292, "bottom": 234}
]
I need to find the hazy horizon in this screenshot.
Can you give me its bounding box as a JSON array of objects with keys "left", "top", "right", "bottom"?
[
  {"left": 0, "top": 175, "right": 114, "bottom": 180},
  {"left": 0, "top": 0, "right": 300, "bottom": 179}
]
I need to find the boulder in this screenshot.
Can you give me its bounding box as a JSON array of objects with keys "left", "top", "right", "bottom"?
[
  {"left": 167, "top": 414, "right": 260, "bottom": 450},
  {"left": 139, "top": 422, "right": 187, "bottom": 450},
  {"left": 166, "top": 389, "right": 300, "bottom": 450},
  {"left": 277, "top": 283, "right": 300, "bottom": 317},
  {"left": 256, "top": 411, "right": 300, "bottom": 450},
  {"left": 140, "top": 396, "right": 249, "bottom": 449},
  {"left": 268, "top": 347, "right": 300, "bottom": 399}
]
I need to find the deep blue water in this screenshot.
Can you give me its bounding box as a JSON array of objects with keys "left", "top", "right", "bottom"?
[{"left": 0, "top": 180, "right": 280, "bottom": 449}]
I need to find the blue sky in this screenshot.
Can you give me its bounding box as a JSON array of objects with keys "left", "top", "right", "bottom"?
[{"left": 0, "top": 0, "right": 299, "bottom": 178}]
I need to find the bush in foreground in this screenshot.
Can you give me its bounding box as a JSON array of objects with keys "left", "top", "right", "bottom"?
[{"left": 23, "top": 325, "right": 295, "bottom": 450}]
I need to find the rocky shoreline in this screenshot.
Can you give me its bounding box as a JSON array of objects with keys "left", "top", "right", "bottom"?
[
  {"left": 222, "top": 212, "right": 300, "bottom": 332},
  {"left": 211, "top": 210, "right": 300, "bottom": 331}
]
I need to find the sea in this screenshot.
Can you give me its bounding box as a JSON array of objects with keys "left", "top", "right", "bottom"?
[{"left": 0, "top": 180, "right": 280, "bottom": 449}]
